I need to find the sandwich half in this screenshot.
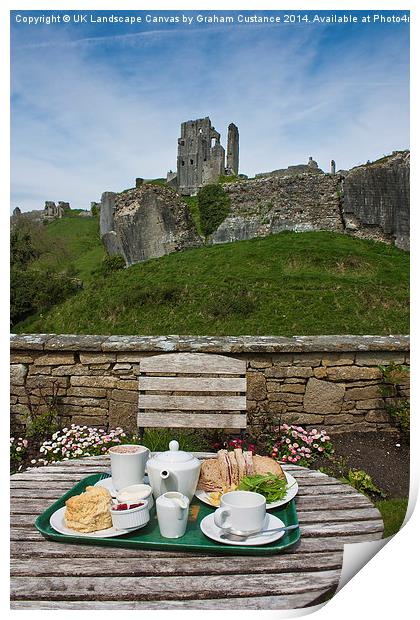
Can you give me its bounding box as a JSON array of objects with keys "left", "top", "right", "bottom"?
[
  {"left": 197, "top": 458, "right": 223, "bottom": 491},
  {"left": 252, "top": 454, "right": 286, "bottom": 479}
]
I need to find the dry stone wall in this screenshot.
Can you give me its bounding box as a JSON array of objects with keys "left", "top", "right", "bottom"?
[{"left": 11, "top": 335, "right": 409, "bottom": 436}]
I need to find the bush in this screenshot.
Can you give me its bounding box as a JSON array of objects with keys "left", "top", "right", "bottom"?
[
  {"left": 10, "top": 267, "right": 81, "bottom": 325},
  {"left": 197, "top": 184, "right": 231, "bottom": 237},
  {"left": 99, "top": 255, "right": 126, "bottom": 275}
]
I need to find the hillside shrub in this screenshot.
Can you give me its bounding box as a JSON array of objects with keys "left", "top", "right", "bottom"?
[
  {"left": 99, "top": 255, "right": 126, "bottom": 275},
  {"left": 197, "top": 184, "right": 231, "bottom": 237}
]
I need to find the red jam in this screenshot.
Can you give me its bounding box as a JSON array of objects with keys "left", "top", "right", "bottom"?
[{"left": 111, "top": 502, "right": 144, "bottom": 511}]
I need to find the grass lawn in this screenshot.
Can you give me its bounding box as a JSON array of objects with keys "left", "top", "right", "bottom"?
[
  {"left": 375, "top": 498, "right": 409, "bottom": 538},
  {"left": 15, "top": 229, "right": 409, "bottom": 335}
]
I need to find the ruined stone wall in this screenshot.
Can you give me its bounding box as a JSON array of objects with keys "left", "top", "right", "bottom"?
[
  {"left": 342, "top": 151, "right": 410, "bottom": 250},
  {"left": 11, "top": 335, "right": 409, "bottom": 436},
  {"left": 210, "top": 173, "right": 343, "bottom": 244},
  {"left": 112, "top": 186, "right": 203, "bottom": 265}
]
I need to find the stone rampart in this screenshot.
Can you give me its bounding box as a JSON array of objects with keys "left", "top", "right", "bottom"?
[{"left": 11, "top": 334, "right": 409, "bottom": 436}]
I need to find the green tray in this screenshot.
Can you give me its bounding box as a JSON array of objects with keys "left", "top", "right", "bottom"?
[{"left": 35, "top": 473, "right": 300, "bottom": 555}]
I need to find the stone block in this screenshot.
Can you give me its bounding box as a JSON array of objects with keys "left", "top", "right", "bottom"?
[
  {"left": 313, "top": 367, "right": 328, "bottom": 379},
  {"left": 71, "top": 416, "right": 108, "bottom": 427},
  {"left": 303, "top": 378, "right": 345, "bottom": 414},
  {"left": 60, "top": 405, "right": 108, "bottom": 417},
  {"left": 10, "top": 364, "right": 28, "bottom": 386},
  {"left": 113, "top": 363, "right": 133, "bottom": 371},
  {"left": 268, "top": 392, "right": 304, "bottom": 403},
  {"left": 355, "top": 398, "right": 385, "bottom": 410},
  {"left": 324, "top": 414, "right": 354, "bottom": 424},
  {"left": 116, "top": 353, "right": 151, "bottom": 363},
  {"left": 355, "top": 352, "right": 405, "bottom": 366},
  {"left": 10, "top": 395, "right": 18, "bottom": 405},
  {"left": 109, "top": 400, "right": 137, "bottom": 432},
  {"left": 10, "top": 354, "right": 35, "bottom": 364},
  {"left": 111, "top": 389, "right": 138, "bottom": 403},
  {"left": 70, "top": 376, "right": 120, "bottom": 389},
  {"left": 28, "top": 365, "right": 51, "bottom": 375},
  {"left": 281, "top": 413, "right": 324, "bottom": 425},
  {"left": 270, "top": 354, "right": 294, "bottom": 366},
  {"left": 79, "top": 352, "right": 116, "bottom": 365},
  {"left": 51, "top": 364, "right": 89, "bottom": 376},
  {"left": 60, "top": 397, "right": 107, "bottom": 407},
  {"left": 45, "top": 334, "right": 106, "bottom": 351},
  {"left": 292, "top": 353, "right": 322, "bottom": 367},
  {"left": 26, "top": 376, "right": 68, "bottom": 391},
  {"left": 11, "top": 386, "right": 28, "bottom": 397},
  {"left": 10, "top": 404, "right": 30, "bottom": 416},
  {"left": 249, "top": 359, "right": 272, "bottom": 369},
  {"left": 267, "top": 380, "right": 282, "bottom": 392},
  {"left": 344, "top": 385, "right": 382, "bottom": 400},
  {"left": 67, "top": 387, "right": 108, "bottom": 398},
  {"left": 365, "top": 410, "right": 391, "bottom": 423},
  {"left": 284, "top": 378, "right": 306, "bottom": 384},
  {"left": 266, "top": 366, "right": 313, "bottom": 379},
  {"left": 34, "top": 353, "right": 75, "bottom": 366},
  {"left": 246, "top": 372, "right": 267, "bottom": 401},
  {"left": 279, "top": 383, "right": 305, "bottom": 393},
  {"left": 321, "top": 353, "right": 355, "bottom": 366},
  {"left": 324, "top": 366, "right": 382, "bottom": 381},
  {"left": 116, "top": 380, "right": 138, "bottom": 391},
  {"left": 89, "top": 363, "right": 112, "bottom": 370}
]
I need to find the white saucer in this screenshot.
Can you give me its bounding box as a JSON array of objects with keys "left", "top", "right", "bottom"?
[
  {"left": 95, "top": 474, "right": 149, "bottom": 498},
  {"left": 200, "top": 512, "right": 286, "bottom": 546},
  {"left": 50, "top": 506, "right": 147, "bottom": 538}
]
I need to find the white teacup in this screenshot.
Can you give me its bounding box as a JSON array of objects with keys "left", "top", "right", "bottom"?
[
  {"left": 109, "top": 444, "right": 150, "bottom": 492},
  {"left": 213, "top": 491, "right": 266, "bottom": 535}
]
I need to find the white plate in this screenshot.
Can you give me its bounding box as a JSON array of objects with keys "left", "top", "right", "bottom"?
[
  {"left": 195, "top": 471, "right": 298, "bottom": 510},
  {"left": 49, "top": 506, "right": 147, "bottom": 538},
  {"left": 95, "top": 474, "right": 149, "bottom": 498},
  {"left": 200, "top": 512, "right": 286, "bottom": 546}
]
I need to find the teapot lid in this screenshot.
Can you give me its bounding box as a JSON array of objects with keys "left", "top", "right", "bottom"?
[{"left": 154, "top": 440, "right": 195, "bottom": 464}]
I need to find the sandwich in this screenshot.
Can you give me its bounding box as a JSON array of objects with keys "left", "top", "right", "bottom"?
[
  {"left": 196, "top": 458, "right": 223, "bottom": 492},
  {"left": 197, "top": 447, "right": 285, "bottom": 492},
  {"left": 253, "top": 454, "right": 286, "bottom": 479}
]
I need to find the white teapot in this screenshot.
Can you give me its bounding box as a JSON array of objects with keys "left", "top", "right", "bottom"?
[{"left": 146, "top": 440, "right": 201, "bottom": 501}]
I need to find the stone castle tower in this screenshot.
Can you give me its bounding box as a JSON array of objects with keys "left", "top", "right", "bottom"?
[
  {"left": 170, "top": 117, "right": 239, "bottom": 195},
  {"left": 226, "top": 122, "right": 239, "bottom": 176}
]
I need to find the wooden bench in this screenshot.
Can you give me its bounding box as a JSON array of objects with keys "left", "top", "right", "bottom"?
[{"left": 138, "top": 352, "right": 247, "bottom": 437}]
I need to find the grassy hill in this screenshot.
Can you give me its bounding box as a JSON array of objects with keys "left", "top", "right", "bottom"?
[{"left": 14, "top": 223, "right": 409, "bottom": 336}]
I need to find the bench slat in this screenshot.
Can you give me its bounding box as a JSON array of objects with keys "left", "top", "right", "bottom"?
[
  {"left": 137, "top": 412, "right": 247, "bottom": 428},
  {"left": 138, "top": 394, "right": 246, "bottom": 411},
  {"left": 139, "top": 352, "right": 246, "bottom": 374},
  {"left": 140, "top": 376, "right": 246, "bottom": 392}
]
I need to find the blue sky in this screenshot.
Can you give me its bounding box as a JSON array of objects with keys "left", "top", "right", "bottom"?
[{"left": 10, "top": 10, "right": 410, "bottom": 212}]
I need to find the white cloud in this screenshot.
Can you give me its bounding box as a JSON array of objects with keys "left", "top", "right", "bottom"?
[{"left": 11, "top": 20, "right": 409, "bottom": 212}]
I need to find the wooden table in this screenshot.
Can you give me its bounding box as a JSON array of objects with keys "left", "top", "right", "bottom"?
[{"left": 10, "top": 454, "right": 384, "bottom": 610}]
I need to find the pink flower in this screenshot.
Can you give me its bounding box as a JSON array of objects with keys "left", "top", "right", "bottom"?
[{"left": 285, "top": 438, "right": 291, "bottom": 444}]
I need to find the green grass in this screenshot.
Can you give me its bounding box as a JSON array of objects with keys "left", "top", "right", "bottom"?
[
  {"left": 375, "top": 498, "right": 409, "bottom": 538},
  {"left": 14, "top": 230, "right": 409, "bottom": 336},
  {"left": 29, "top": 215, "right": 106, "bottom": 285}
]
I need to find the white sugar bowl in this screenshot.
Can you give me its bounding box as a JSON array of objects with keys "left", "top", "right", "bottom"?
[{"left": 146, "top": 440, "right": 201, "bottom": 501}]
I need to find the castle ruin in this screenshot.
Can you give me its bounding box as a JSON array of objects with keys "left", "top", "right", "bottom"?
[{"left": 169, "top": 117, "right": 239, "bottom": 195}]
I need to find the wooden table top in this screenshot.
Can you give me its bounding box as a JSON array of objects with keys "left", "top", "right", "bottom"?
[{"left": 10, "top": 454, "right": 384, "bottom": 610}]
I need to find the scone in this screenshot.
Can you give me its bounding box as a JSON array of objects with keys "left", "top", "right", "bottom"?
[{"left": 64, "top": 486, "right": 113, "bottom": 533}]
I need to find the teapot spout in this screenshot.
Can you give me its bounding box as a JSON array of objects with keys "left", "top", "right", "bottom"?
[{"left": 160, "top": 469, "right": 170, "bottom": 480}]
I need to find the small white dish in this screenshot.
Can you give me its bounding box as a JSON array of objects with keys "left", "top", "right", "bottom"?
[
  {"left": 111, "top": 501, "right": 150, "bottom": 531},
  {"left": 200, "top": 512, "right": 286, "bottom": 546},
  {"left": 95, "top": 474, "right": 149, "bottom": 498},
  {"left": 195, "top": 471, "right": 298, "bottom": 510},
  {"left": 49, "top": 506, "right": 146, "bottom": 538}
]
